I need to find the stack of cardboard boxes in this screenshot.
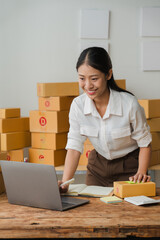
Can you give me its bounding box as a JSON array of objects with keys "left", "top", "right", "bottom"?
[
  {"left": 29, "top": 82, "right": 79, "bottom": 166},
  {"left": 138, "top": 99, "right": 160, "bottom": 167},
  {"left": 0, "top": 108, "right": 31, "bottom": 194},
  {"left": 79, "top": 79, "right": 126, "bottom": 165},
  {"left": 0, "top": 108, "right": 31, "bottom": 162}
]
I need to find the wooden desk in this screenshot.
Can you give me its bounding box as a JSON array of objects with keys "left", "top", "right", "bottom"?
[{"left": 0, "top": 189, "right": 160, "bottom": 239}]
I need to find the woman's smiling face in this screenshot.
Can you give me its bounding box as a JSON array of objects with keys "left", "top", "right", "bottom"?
[{"left": 78, "top": 64, "right": 112, "bottom": 101}]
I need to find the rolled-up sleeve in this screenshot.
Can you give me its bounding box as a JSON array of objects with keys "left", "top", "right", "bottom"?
[
  {"left": 65, "top": 99, "right": 87, "bottom": 153},
  {"left": 130, "top": 97, "right": 152, "bottom": 147}
]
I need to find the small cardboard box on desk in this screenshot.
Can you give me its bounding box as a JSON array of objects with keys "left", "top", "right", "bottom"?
[{"left": 114, "top": 181, "right": 156, "bottom": 198}]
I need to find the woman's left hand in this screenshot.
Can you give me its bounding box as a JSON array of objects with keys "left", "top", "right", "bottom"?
[{"left": 129, "top": 172, "right": 151, "bottom": 183}]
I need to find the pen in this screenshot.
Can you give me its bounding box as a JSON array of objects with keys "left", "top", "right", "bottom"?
[{"left": 60, "top": 178, "right": 75, "bottom": 187}]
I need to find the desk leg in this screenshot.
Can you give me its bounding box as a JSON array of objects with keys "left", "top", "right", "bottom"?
[{"left": 148, "top": 170, "right": 155, "bottom": 182}]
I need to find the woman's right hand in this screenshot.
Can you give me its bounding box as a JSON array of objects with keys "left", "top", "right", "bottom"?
[{"left": 58, "top": 180, "right": 69, "bottom": 193}]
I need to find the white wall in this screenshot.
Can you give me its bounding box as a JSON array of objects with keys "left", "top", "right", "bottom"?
[
  {"left": 1, "top": 0, "right": 160, "bottom": 117},
  {"left": 1, "top": 0, "right": 160, "bottom": 185}
]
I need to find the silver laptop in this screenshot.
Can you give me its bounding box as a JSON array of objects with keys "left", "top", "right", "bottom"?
[{"left": 0, "top": 161, "right": 89, "bottom": 211}]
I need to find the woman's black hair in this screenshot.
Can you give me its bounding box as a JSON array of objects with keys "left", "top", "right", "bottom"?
[{"left": 76, "top": 47, "right": 133, "bottom": 95}]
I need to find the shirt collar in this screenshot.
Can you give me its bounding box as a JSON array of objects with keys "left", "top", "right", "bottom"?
[
  {"left": 84, "top": 94, "right": 99, "bottom": 117},
  {"left": 103, "top": 88, "right": 122, "bottom": 119},
  {"left": 84, "top": 88, "right": 122, "bottom": 119}
]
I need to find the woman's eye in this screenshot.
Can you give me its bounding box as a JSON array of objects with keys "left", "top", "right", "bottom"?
[
  {"left": 92, "top": 78, "right": 98, "bottom": 81},
  {"left": 79, "top": 78, "right": 84, "bottom": 81}
]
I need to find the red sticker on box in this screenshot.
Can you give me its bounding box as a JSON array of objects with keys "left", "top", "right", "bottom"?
[
  {"left": 116, "top": 187, "right": 119, "bottom": 193},
  {"left": 39, "top": 117, "right": 47, "bottom": 126},
  {"left": 39, "top": 155, "right": 44, "bottom": 160},
  {"left": 86, "top": 150, "right": 91, "bottom": 158},
  {"left": 45, "top": 100, "right": 50, "bottom": 107},
  {"left": 7, "top": 155, "right": 11, "bottom": 161}
]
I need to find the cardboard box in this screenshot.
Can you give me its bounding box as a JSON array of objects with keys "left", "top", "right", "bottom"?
[
  {"left": 115, "top": 79, "right": 126, "bottom": 90},
  {"left": 0, "top": 117, "right": 29, "bottom": 133},
  {"left": 0, "top": 152, "right": 8, "bottom": 173},
  {"left": 138, "top": 99, "right": 160, "bottom": 119},
  {"left": 1, "top": 132, "right": 31, "bottom": 151},
  {"left": 38, "top": 96, "right": 74, "bottom": 111},
  {"left": 31, "top": 132, "right": 67, "bottom": 150},
  {"left": 0, "top": 108, "right": 20, "bottom": 119},
  {"left": 29, "top": 148, "right": 66, "bottom": 167},
  {"left": 151, "top": 132, "right": 160, "bottom": 151},
  {"left": 79, "top": 144, "right": 94, "bottom": 165},
  {"left": 114, "top": 181, "right": 156, "bottom": 198},
  {"left": 149, "top": 150, "right": 160, "bottom": 167},
  {"left": 147, "top": 118, "right": 160, "bottom": 132},
  {"left": 0, "top": 172, "right": 5, "bottom": 194},
  {"left": 30, "top": 110, "right": 69, "bottom": 133},
  {"left": 37, "top": 82, "right": 79, "bottom": 97},
  {"left": 0, "top": 152, "right": 7, "bottom": 160},
  {"left": 7, "top": 149, "right": 24, "bottom": 162}
]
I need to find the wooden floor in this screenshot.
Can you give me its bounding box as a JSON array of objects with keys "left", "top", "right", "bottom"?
[{"left": 0, "top": 189, "right": 160, "bottom": 239}]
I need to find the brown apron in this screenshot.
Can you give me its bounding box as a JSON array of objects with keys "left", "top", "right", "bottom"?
[{"left": 86, "top": 148, "right": 139, "bottom": 187}]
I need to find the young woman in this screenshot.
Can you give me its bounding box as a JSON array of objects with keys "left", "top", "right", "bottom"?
[{"left": 59, "top": 47, "right": 152, "bottom": 192}]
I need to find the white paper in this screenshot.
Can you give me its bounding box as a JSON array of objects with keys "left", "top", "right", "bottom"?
[
  {"left": 142, "top": 41, "right": 160, "bottom": 71},
  {"left": 124, "top": 195, "right": 160, "bottom": 206},
  {"left": 141, "top": 7, "right": 160, "bottom": 37},
  {"left": 80, "top": 9, "right": 109, "bottom": 39}
]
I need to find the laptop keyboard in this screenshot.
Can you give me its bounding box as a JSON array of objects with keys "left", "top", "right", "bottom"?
[{"left": 62, "top": 201, "right": 75, "bottom": 208}]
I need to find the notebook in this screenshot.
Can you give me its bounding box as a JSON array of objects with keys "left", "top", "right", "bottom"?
[
  {"left": 124, "top": 195, "right": 160, "bottom": 206},
  {"left": 0, "top": 161, "right": 89, "bottom": 211},
  {"left": 62, "top": 184, "right": 113, "bottom": 197}
]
